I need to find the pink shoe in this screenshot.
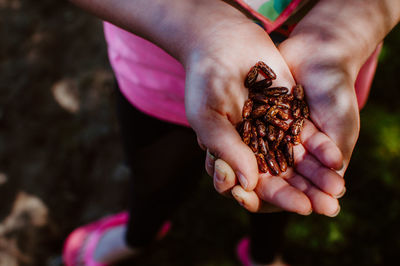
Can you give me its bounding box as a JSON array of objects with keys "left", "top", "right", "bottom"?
[
  {"left": 62, "top": 211, "right": 171, "bottom": 266},
  {"left": 237, "top": 237, "right": 251, "bottom": 266},
  {"left": 237, "top": 237, "right": 289, "bottom": 266}
]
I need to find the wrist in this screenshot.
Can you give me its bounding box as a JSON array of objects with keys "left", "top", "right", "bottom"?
[
  {"left": 287, "top": 0, "right": 400, "bottom": 78},
  {"left": 70, "top": 0, "right": 249, "bottom": 67},
  {"left": 280, "top": 31, "right": 365, "bottom": 83},
  {"left": 177, "top": 2, "right": 251, "bottom": 67}
]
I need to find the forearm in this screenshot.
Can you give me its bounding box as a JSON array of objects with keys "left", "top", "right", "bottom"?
[
  {"left": 291, "top": 0, "right": 400, "bottom": 72},
  {"left": 69, "top": 0, "right": 248, "bottom": 64}
]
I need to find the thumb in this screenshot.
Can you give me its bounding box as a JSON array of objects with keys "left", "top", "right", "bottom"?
[{"left": 193, "top": 111, "right": 259, "bottom": 191}]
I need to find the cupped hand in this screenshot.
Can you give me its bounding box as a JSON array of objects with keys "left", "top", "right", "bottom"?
[
  {"left": 278, "top": 30, "right": 361, "bottom": 178},
  {"left": 184, "top": 11, "right": 345, "bottom": 216}
]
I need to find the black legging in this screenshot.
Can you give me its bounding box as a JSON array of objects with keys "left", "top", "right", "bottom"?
[{"left": 115, "top": 87, "right": 289, "bottom": 263}]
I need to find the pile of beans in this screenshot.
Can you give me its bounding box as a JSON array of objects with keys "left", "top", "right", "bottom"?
[{"left": 237, "top": 61, "right": 309, "bottom": 175}]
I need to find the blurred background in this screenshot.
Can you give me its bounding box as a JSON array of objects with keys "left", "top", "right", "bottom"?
[{"left": 0, "top": 0, "right": 399, "bottom": 265}]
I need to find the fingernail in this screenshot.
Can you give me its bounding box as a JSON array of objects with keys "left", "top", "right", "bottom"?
[
  {"left": 214, "top": 161, "right": 226, "bottom": 183},
  {"left": 232, "top": 191, "right": 245, "bottom": 207},
  {"left": 328, "top": 205, "right": 341, "bottom": 217},
  {"left": 237, "top": 172, "right": 248, "bottom": 190},
  {"left": 335, "top": 187, "right": 346, "bottom": 199},
  {"left": 207, "top": 150, "right": 216, "bottom": 160},
  {"left": 237, "top": 199, "right": 245, "bottom": 207},
  {"left": 338, "top": 161, "right": 345, "bottom": 171}
]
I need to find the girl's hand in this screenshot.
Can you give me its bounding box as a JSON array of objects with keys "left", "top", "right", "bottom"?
[
  {"left": 233, "top": 0, "right": 399, "bottom": 216},
  {"left": 185, "top": 12, "right": 344, "bottom": 216},
  {"left": 72, "top": 0, "right": 346, "bottom": 216},
  {"left": 279, "top": 34, "right": 361, "bottom": 178},
  {"left": 275, "top": 0, "right": 399, "bottom": 179}
]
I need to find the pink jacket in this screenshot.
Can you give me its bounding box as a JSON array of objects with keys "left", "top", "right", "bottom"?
[{"left": 103, "top": 1, "right": 378, "bottom": 126}]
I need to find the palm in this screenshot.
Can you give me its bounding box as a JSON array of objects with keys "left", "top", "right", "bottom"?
[
  {"left": 278, "top": 37, "right": 360, "bottom": 175},
  {"left": 185, "top": 20, "right": 346, "bottom": 216}
]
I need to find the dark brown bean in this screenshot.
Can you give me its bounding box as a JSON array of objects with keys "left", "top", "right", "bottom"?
[
  {"left": 280, "top": 94, "right": 294, "bottom": 103},
  {"left": 277, "top": 108, "right": 289, "bottom": 120},
  {"left": 245, "top": 66, "right": 258, "bottom": 88},
  {"left": 292, "top": 84, "right": 304, "bottom": 100},
  {"left": 291, "top": 99, "right": 301, "bottom": 119},
  {"left": 291, "top": 118, "right": 305, "bottom": 136},
  {"left": 277, "top": 102, "right": 291, "bottom": 110},
  {"left": 284, "top": 134, "right": 292, "bottom": 143},
  {"left": 250, "top": 93, "right": 270, "bottom": 105},
  {"left": 255, "top": 153, "right": 269, "bottom": 173},
  {"left": 266, "top": 105, "right": 280, "bottom": 118},
  {"left": 242, "top": 99, "right": 253, "bottom": 119},
  {"left": 258, "top": 138, "right": 268, "bottom": 155},
  {"left": 252, "top": 79, "right": 272, "bottom": 91},
  {"left": 273, "top": 129, "right": 285, "bottom": 149},
  {"left": 301, "top": 101, "right": 309, "bottom": 119},
  {"left": 292, "top": 135, "right": 301, "bottom": 145},
  {"left": 250, "top": 126, "right": 258, "bottom": 152},
  {"left": 242, "top": 119, "right": 251, "bottom": 145},
  {"left": 250, "top": 137, "right": 259, "bottom": 152},
  {"left": 251, "top": 124, "right": 257, "bottom": 135},
  {"left": 255, "top": 120, "right": 267, "bottom": 137},
  {"left": 267, "top": 125, "right": 276, "bottom": 142},
  {"left": 266, "top": 116, "right": 290, "bottom": 131},
  {"left": 251, "top": 105, "right": 269, "bottom": 118},
  {"left": 256, "top": 61, "right": 277, "bottom": 80},
  {"left": 282, "top": 139, "right": 294, "bottom": 167},
  {"left": 268, "top": 96, "right": 291, "bottom": 109},
  {"left": 264, "top": 87, "right": 289, "bottom": 97},
  {"left": 275, "top": 149, "right": 287, "bottom": 172},
  {"left": 265, "top": 151, "right": 280, "bottom": 176}
]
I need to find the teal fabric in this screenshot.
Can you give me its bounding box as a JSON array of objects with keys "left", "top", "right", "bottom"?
[
  {"left": 259, "top": 1, "right": 279, "bottom": 21},
  {"left": 258, "top": 0, "right": 293, "bottom": 21},
  {"left": 274, "top": 0, "right": 292, "bottom": 13}
]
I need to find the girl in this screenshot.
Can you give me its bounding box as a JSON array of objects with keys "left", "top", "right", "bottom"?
[{"left": 63, "top": 0, "right": 399, "bottom": 265}]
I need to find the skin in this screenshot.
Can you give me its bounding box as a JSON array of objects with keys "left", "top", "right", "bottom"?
[
  {"left": 71, "top": 0, "right": 345, "bottom": 216},
  {"left": 187, "top": 25, "right": 345, "bottom": 216},
  {"left": 68, "top": 0, "right": 399, "bottom": 264},
  {"left": 282, "top": 0, "right": 400, "bottom": 172},
  {"left": 210, "top": 0, "right": 400, "bottom": 214}
]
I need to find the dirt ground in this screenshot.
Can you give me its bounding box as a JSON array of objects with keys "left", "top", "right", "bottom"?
[
  {"left": 0, "top": 0, "right": 131, "bottom": 265},
  {"left": 1, "top": 0, "right": 400, "bottom": 266},
  {"left": 0, "top": 1, "right": 247, "bottom": 265}
]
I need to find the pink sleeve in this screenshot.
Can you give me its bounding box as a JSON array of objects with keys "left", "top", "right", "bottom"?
[
  {"left": 355, "top": 43, "right": 382, "bottom": 110},
  {"left": 233, "top": 0, "right": 303, "bottom": 32},
  {"left": 103, "top": 22, "right": 190, "bottom": 127}
]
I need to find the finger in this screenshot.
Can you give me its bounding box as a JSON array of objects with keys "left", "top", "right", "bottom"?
[
  {"left": 231, "top": 185, "right": 282, "bottom": 213},
  {"left": 195, "top": 114, "right": 259, "bottom": 191},
  {"left": 197, "top": 136, "right": 207, "bottom": 151},
  {"left": 254, "top": 173, "right": 312, "bottom": 215},
  {"left": 205, "top": 149, "right": 216, "bottom": 177},
  {"left": 286, "top": 173, "right": 341, "bottom": 217},
  {"left": 294, "top": 144, "right": 345, "bottom": 197},
  {"left": 213, "top": 159, "right": 237, "bottom": 197},
  {"left": 301, "top": 120, "right": 343, "bottom": 171}
]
